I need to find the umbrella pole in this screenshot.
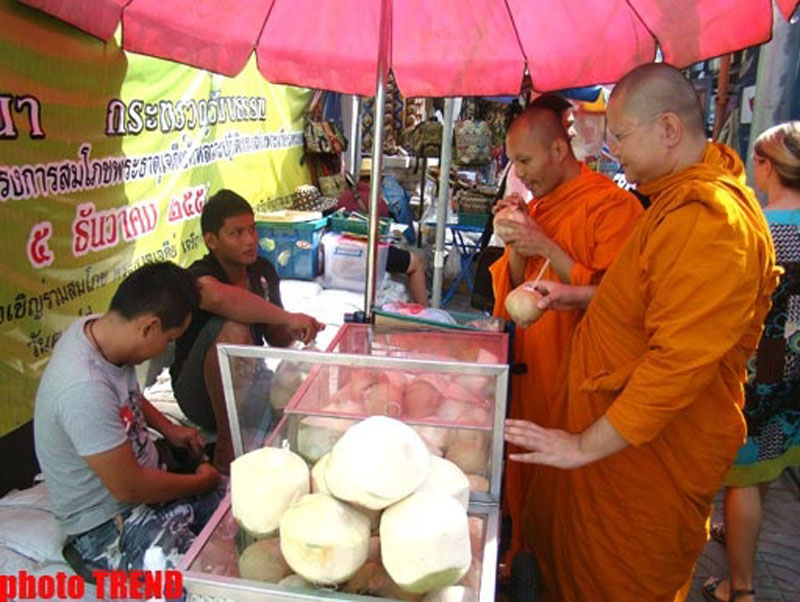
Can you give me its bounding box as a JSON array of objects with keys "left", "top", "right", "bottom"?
[
  {"left": 347, "top": 95, "right": 363, "bottom": 176},
  {"left": 364, "top": 0, "right": 392, "bottom": 321},
  {"left": 431, "top": 97, "right": 456, "bottom": 308}
]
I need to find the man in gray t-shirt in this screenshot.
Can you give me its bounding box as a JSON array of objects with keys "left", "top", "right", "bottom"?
[{"left": 34, "top": 262, "right": 222, "bottom": 572}]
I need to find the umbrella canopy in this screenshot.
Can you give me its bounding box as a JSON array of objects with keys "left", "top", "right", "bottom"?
[{"left": 18, "top": 0, "right": 799, "bottom": 97}]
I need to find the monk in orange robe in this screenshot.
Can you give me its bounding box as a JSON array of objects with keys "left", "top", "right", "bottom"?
[
  {"left": 489, "top": 107, "right": 643, "bottom": 562},
  {"left": 505, "top": 63, "right": 780, "bottom": 602}
]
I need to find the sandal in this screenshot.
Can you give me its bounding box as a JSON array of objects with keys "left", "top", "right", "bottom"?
[
  {"left": 710, "top": 523, "right": 726, "bottom": 546},
  {"left": 702, "top": 577, "right": 755, "bottom": 601}
]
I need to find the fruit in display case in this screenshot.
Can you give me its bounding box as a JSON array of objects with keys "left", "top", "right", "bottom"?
[
  {"left": 230, "top": 447, "right": 309, "bottom": 538},
  {"left": 279, "top": 493, "right": 371, "bottom": 585}
]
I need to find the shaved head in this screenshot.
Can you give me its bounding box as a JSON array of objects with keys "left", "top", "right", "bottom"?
[
  {"left": 510, "top": 106, "right": 570, "bottom": 150},
  {"left": 506, "top": 106, "right": 580, "bottom": 197},
  {"left": 610, "top": 63, "right": 705, "bottom": 136}
]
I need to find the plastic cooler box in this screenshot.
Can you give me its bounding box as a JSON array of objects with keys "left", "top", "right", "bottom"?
[
  {"left": 256, "top": 216, "right": 328, "bottom": 280},
  {"left": 321, "top": 232, "right": 389, "bottom": 292}
]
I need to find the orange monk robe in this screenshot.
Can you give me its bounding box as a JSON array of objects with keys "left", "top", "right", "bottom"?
[
  {"left": 526, "top": 143, "right": 780, "bottom": 602},
  {"left": 489, "top": 164, "right": 643, "bottom": 559}
]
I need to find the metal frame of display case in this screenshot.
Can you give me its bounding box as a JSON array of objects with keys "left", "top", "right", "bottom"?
[{"left": 179, "top": 342, "right": 509, "bottom": 602}]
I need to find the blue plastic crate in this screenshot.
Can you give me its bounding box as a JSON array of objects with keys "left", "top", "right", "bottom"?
[{"left": 256, "top": 217, "right": 328, "bottom": 280}]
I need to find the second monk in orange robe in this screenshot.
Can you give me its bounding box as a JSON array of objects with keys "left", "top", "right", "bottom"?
[
  {"left": 506, "top": 64, "right": 780, "bottom": 602},
  {"left": 489, "top": 106, "right": 643, "bottom": 561}
]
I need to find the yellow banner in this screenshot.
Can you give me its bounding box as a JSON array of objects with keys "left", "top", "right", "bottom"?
[{"left": 0, "top": 0, "right": 311, "bottom": 436}]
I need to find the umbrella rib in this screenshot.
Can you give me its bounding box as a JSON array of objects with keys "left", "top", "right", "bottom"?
[
  {"left": 502, "top": 0, "right": 528, "bottom": 68},
  {"left": 622, "top": 0, "right": 659, "bottom": 55},
  {"left": 255, "top": 0, "right": 280, "bottom": 53}
]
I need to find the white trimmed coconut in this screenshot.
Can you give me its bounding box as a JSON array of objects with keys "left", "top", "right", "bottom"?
[
  {"left": 278, "top": 574, "right": 311, "bottom": 589},
  {"left": 380, "top": 492, "right": 471, "bottom": 594},
  {"left": 311, "top": 453, "right": 331, "bottom": 494},
  {"left": 417, "top": 456, "right": 470, "bottom": 510},
  {"left": 237, "top": 538, "right": 290, "bottom": 583},
  {"left": 296, "top": 415, "right": 351, "bottom": 463},
  {"left": 325, "top": 416, "right": 431, "bottom": 510},
  {"left": 279, "top": 493, "right": 371, "bottom": 585},
  {"left": 270, "top": 361, "right": 305, "bottom": 409},
  {"left": 422, "top": 586, "right": 478, "bottom": 602},
  {"left": 231, "top": 447, "right": 309, "bottom": 538}
]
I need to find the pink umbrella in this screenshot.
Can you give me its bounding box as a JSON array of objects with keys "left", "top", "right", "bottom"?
[
  {"left": 19, "top": 0, "right": 799, "bottom": 312},
  {"left": 18, "top": 0, "right": 798, "bottom": 97}
]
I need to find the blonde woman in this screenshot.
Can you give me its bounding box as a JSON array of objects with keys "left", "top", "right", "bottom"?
[{"left": 704, "top": 121, "right": 800, "bottom": 602}]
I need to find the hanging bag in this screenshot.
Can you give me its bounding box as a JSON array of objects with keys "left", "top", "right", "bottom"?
[
  {"left": 454, "top": 119, "right": 491, "bottom": 166},
  {"left": 304, "top": 91, "right": 348, "bottom": 155}
]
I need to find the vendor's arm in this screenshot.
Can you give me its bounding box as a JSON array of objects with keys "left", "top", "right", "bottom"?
[
  {"left": 140, "top": 395, "right": 204, "bottom": 458},
  {"left": 504, "top": 415, "right": 628, "bottom": 469},
  {"left": 84, "top": 443, "right": 219, "bottom": 504},
  {"left": 195, "top": 275, "right": 322, "bottom": 344}
]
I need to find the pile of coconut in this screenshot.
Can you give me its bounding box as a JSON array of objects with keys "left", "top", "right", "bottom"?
[
  {"left": 296, "top": 364, "right": 496, "bottom": 495},
  {"left": 232, "top": 416, "right": 484, "bottom": 601}
]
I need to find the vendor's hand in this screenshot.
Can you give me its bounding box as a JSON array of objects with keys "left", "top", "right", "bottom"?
[
  {"left": 504, "top": 419, "right": 587, "bottom": 469},
  {"left": 164, "top": 423, "right": 205, "bottom": 459},
  {"left": 492, "top": 192, "right": 527, "bottom": 215},
  {"left": 195, "top": 462, "right": 222, "bottom": 489},
  {"left": 500, "top": 218, "right": 553, "bottom": 258},
  {"left": 534, "top": 281, "right": 596, "bottom": 311},
  {"left": 287, "top": 313, "right": 324, "bottom": 345}
]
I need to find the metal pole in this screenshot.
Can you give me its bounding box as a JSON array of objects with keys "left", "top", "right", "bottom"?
[
  {"left": 347, "top": 95, "right": 363, "bottom": 177},
  {"left": 431, "top": 97, "right": 456, "bottom": 308},
  {"left": 712, "top": 54, "right": 731, "bottom": 141},
  {"left": 364, "top": 0, "right": 391, "bottom": 320}
]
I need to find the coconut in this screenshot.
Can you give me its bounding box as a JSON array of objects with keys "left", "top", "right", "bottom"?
[
  {"left": 296, "top": 415, "right": 352, "bottom": 463},
  {"left": 445, "top": 441, "right": 488, "bottom": 476},
  {"left": 380, "top": 492, "right": 471, "bottom": 594},
  {"left": 404, "top": 379, "right": 440, "bottom": 419},
  {"left": 422, "top": 586, "right": 478, "bottom": 602},
  {"left": 492, "top": 206, "right": 529, "bottom": 241},
  {"left": 311, "top": 454, "right": 331, "bottom": 494},
  {"left": 278, "top": 574, "right": 312, "bottom": 589},
  {"left": 231, "top": 447, "right": 309, "bottom": 538},
  {"left": 364, "top": 382, "right": 404, "bottom": 417},
  {"left": 270, "top": 361, "right": 305, "bottom": 409},
  {"left": 279, "top": 493, "right": 371, "bottom": 585},
  {"left": 467, "top": 475, "right": 490, "bottom": 493},
  {"left": 238, "top": 538, "right": 291, "bottom": 583},
  {"left": 417, "top": 456, "right": 470, "bottom": 510},
  {"left": 325, "top": 416, "right": 431, "bottom": 510},
  {"left": 413, "top": 425, "right": 449, "bottom": 457},
  {"left": 505, "top": 282, "right": 545, "bottom": 327}
]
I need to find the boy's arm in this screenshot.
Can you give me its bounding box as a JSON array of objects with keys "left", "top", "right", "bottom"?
[{"left": 83, "top": 442, "right": 219, "bottom": 504}]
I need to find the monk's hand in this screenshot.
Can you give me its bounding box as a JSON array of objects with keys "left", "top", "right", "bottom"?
[
  {"left": 504, "top": 419, "right": 588, "bottom": 469},
  {"left": 503, "top": 219, "right": 553, "bottom": 258},
  {"left": 535, "top": 281, "right": 596, "bottom": 311},
  {"left": 492, "top": 192, "right": 527, "bottom": 215}
]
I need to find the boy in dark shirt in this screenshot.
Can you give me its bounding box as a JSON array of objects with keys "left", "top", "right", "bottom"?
[{"left": 171, "top": 189, "right": 322, "bottom": 471}]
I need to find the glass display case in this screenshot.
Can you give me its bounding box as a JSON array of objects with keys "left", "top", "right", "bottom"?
[{"left": 179, "top": 329, "right": 509, "bottom": 602}]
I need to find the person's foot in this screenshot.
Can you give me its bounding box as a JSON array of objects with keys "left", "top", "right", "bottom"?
[
  {"left": 710, "top": 522, "right": 726, "bottom": 545},
  {"left": 702, "top": 577, "right": 755, "bottom": 601}
]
